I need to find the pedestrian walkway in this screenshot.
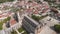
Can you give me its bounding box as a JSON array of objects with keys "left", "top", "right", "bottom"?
[
  {"left": 2, "top": 23, "right": 7, "bottom": 30},
  {"left": 14, "top": 28, "right": 25, "bottom": 34}
]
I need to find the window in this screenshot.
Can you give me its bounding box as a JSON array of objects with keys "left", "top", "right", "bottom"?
[{"left": 24, "top": 17, "right": 37, "bottom": 28}]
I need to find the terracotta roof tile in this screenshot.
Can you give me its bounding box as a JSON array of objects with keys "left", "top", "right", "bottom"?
[{"left": 10, "top": 19, "right": 16, "bottom": 26}]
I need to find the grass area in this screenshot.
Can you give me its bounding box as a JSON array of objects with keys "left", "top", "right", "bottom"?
[
  {"left": 11, "top": 30, "right": 17, "bottom": 34},
  {"left": 0, "top": 0, "right": 14, "bottom": 3},
  {"left": 0, "top": 17, "right": 11, "bottom": 30},
  {"left": 18, "top": 27, "right": 24, "bottom": 32},
  {"left": 31, "top": 15, "right": 40, "bottom": 21},
  {"left": 11, "top": 27, "right": 28, "bottom": 34},
  {"left": 18, "top": 27, "right": 28, "bottom": 34},
  {"left": 0, "top": 21, "right": 3, "bottom": 30},
  {"left": 40, "top": 15, "right": 48, "bottom": 20},
  {"left": 31, "top": 14, "right": 48, "bottom": 21}
]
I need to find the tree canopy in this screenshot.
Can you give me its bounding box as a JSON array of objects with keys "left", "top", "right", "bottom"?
[
  {"left": 0, "top": 0, "right": 14, "bottom": 3},
  {"left": 31, "top": 15, "right": 40, "bottom": 21},
  {"left": 54, "top": 24, "right": 60, "bottom": 33}
]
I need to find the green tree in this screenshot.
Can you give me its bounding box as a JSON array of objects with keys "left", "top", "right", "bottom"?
[
  {"left": 3, "top": 17, "right": 11, "bottom": 23},
  {"left": 54, "top": 24, "right": 60, "bottom": 33},
  {"left": 0, "top": 17, "right": 11, "bottom": 30},
  {"left": 31, "top": 15, "right": 40, "bottom": 21},
  {"left": 7, "top": 17, "right": 11, "bottom": 21}
]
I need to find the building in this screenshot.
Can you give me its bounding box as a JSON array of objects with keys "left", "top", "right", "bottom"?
[
  {"left": 40, "top": 16, "right": 60, "bottom": 27},
  {"left": 22, "top": 15, "right": 57, "bottom": 34},
  {"left": 48, "top": 8, "right": 60, "bottom": 21},
  {"left": 56, "top": 0, "right": 60, "bottom": 4},
  {"left": 34, "top": 0, "right": 44, "bottom": 2},
  {"left": 44, "top": 0, "right": 60, "bottom": 4},
  {"left": 22, "top": 15, "right": 43, "bottom": 34}
]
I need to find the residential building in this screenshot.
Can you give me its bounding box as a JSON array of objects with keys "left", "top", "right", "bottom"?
[
  {"left": 22, "top": 15, "right": 57, "bottom": 34},
  {"left": 56, "top": 0, "right": 60, "bottom": 4},
  {"left": 34, "top": 0, "right": 44, "bottom": 2},
  {"left": 49, "top": 8, "right": 60, "bottom": 21},
  {"left": 22, "top": 15, "right": 43, "bottom": 34}
]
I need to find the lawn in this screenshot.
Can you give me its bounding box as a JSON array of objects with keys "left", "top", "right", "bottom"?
[
  {"left": 0, "top": 21, "right": 4, "bottom": 30},
  {"left": 11, "top": 30, "right": 17, "bottom": 34},
  {"left": 0, "top": 17, "right": 11, "bottom": 30},
  {"left": 18, "top": 27, "right": 28, "bottom": 34},
  {"left": 39, "top": 15, "right": 48, "bottom": 20},
  {"left": 0, "top": 0, "right": 14, "bottom": 3},
  {"left": 11, "top": 27, "right": 28, "bottom": 34},
  {"left": 31, "top": 14, "right": 48, "bottom": 21}
]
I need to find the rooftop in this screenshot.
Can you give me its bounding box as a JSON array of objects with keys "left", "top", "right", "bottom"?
[
  {"left": 10, "top": 18, "right": 16, "bottom": 26},
  {"left": 16, "top": 0, "right": 50, "bottom": 15},
  {"left": 24, "top": 15, "right": 40, "bottom": 27}
]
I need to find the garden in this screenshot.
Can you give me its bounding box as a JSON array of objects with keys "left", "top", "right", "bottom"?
[
  {"left": 31, "top": 14, "right": 48, "bottom": 21},
  {"left": 11, "top": 27, "right": 28, "bottom": 34},
  {"left": 0, "top": 17, "right": 11, "bottom": 30}
]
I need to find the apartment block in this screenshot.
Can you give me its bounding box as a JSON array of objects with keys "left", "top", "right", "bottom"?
[{"left": 22, "top": 15, "right": 43, "bottom": 34}]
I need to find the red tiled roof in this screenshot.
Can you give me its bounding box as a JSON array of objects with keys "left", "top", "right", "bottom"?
[
  {"left": 33, "top": 11, "right": 38, "bottom": 14},
  {"left": 0, "top": 12, "right": 12, "bottom": 18},
  {"left": 18, "top": 1, "right": 25, "bottom": 6},
  {"left": 26, "top": 8, "right": 33, "bottom": 12},
  {"left": 17, "top": 1, "right": 49, "bottom": 14},
  {"left": 45, "top": 6, "right": 49, "bottom": 9},
  {"left": 0, "top": 16, "right": 2, "bottom": 18},
  {"left": 42, "top": 9, "right": 48, "bottom": 13},
  {"left": 37, "top": 6, "right": 42, "bottom": 11},
  {"left": 26, "top": 2, "right": 32, "bottom": 5},
  {"left": 33, "top": 10, "right": 38, "bottom": 14},
  {"left": 10, "top": 19, "right": 16, "bottom": 26},
  {"left": 32, "top": 3, "right": 37, "bottom": 6}
]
